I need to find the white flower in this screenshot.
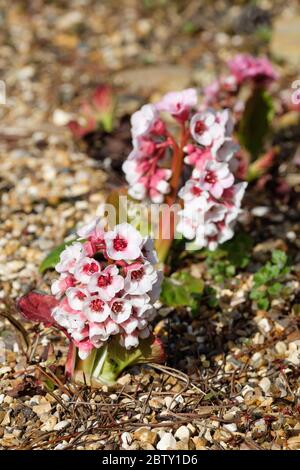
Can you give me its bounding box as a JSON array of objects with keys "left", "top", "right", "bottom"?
[
  {"left": 110, "top": 298, "right": 132, "bottom": 324},
  {"left": 128, "top": 182, "right": 147, "bottom": 200},
  {"left": 56, "top": 242, "right": 84, "bottom": 274},
  {"left": 89, "top": 322, "right": 109, "bottom": 345},
  {"left": 199, "top": 161, "right": 234, "bottom": 199},
  {"left": 83, "top": 296, "right": 111, "bottom": 323},
  {"left": 105, "top": 223, "right": 143, "bottom": 261},
  {"left": 178, "top": 180, "right": 210, "bottom": 208},
  {"left": 122, "top": 159, "right": 141, "bottom": 185},
  {"left": 88, "top": 265, "right": 124, "bottom": 301},
  {"left": 72, "top": 327, "right": 89, "bottom": 343},
  {"left": 156, "top": 88, "right": 197, "bottom": 119},
  {"left": 121, "top": 333, "right": 139, "bottom": 349},
  {"left": 124, "top": 261, "right": 158, "bottom": 295},
  {"left": 51, "top": 273, "right": 75, "bottom": 297},
  {"left": 66, "top": 287, "right": 89, "bottom": 310},
  {"left": 105, "top": 318, "right": 120, "bottom": 336},
  {"left": 120, "top": 317, "right": 139, "bottom": 335},
  {"left": 190, "top": 110, "right": 225, "bottom": 149},
  {"left": 131, "top": 104, "right": 157, "bottom": 143},
  {"left": 74, "top": 257, "right": 101, "bottom": 284}
]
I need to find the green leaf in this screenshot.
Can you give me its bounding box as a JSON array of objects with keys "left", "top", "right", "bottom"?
[
  {"left": 39, "top": 239, "right": 78, "bottom": 273},
  {"left": 160, "top": 271, "right": 204, "bottom": 309},
  {"left": 250, "top": 288, "right": 265, "bottom": 300},
  {"left": 271, "top": 250, "right": 287, "bottom": 268},
  {"left": 238, "top": 88, "right": 274, "bottom": 160},
  {"left": 257, "top": 297, "right": 270, "bottom": 310},
  {"left": 253, "top": 271, "right": 268, "bottom": 286},
  {"left": 204, "top": 286, "right": 219, "bottom": 308},
  {"left": 267, "top": 282, "right": 282, "bottom": 297}
]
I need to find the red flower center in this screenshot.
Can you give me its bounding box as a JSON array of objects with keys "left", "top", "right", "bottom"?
[
  {"left": 205, "top": 170, "right": 217, "bottom": 185},
  {"left": 90, "top": 299, "right": 104, "bottom": 312},
  {"left": 131, "top": 267, "right": 144, "bottom": 281},
  {"left": 191, "top": 186, "right": 202, "bottom": 196},
  {"left": 97, "top": 274, "right": 112, "bottom": 287},
  {"left": 112, "top": 301, "right": 123, "bottom": 313},
  {"left": 76, "top": 291, "right": 86, "bottom": 300},
  {"left": 195, "top": 120, "right": 207, "bottom": 134},
  {"left": 113, "top": 236, "right": 128, "bottom": 252},
  {"left": 83, "top": 262, "right": 99, "bottom": 274}
]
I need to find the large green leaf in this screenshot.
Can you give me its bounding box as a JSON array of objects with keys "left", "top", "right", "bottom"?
[
  {"left": 238, "top": 88, "right": 274, "bottom": 160},
  {"left": 160, "top": 271, "right": 204, "bottom": 310}
]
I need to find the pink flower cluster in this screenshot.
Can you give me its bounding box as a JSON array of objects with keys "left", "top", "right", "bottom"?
[
  {"left": 204, "top": 54, "right": 277, "bottom": 108},
  {"left": 122, "top": 89, "right": 197, "bottom": 203},
  {"left": 122, "top": 104, "right": 171, "bottom": 203},
  {"left": 51, "top": 220, "right": 162, "bottom": 359},
  {"left": 123, "top": 87, "right": 247, "bottom": 251},
  {"left": 177, "top": 108, "right": 247, "bottom": 250},
  {"left": 227, "top": 54, "right": 278, "bottom": 86}
]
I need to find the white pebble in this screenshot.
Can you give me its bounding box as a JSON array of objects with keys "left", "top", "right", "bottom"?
[
  {"left": 175, "top": 425, "right": 190, "bottom": 440},
  {"left": 157, "top": 432, "right": 176, "bottom": 450},
  {"left": 259, "top": 377, "right": 271, "bottom": 394}
]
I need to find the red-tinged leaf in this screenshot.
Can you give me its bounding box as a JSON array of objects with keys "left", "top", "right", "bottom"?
[
  {"left": 247, "top": 147, "right": 278, "bottom": 181},
  {"left": 17, "top": 291, "right": 59, "bottom": 327},
  {"left": 92, "top": 85, "right": 113, "bottom": 113},
  {"left": 65, "top": 342, "right": 76, "bottom": 378}
]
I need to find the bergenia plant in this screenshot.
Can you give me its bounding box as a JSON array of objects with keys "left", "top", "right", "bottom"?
[
  {"left": 18, "top": 221, "right": 165, "bottom": 386},
  {"left": 68, "top": 85, "right": 115, "bottom": 138},
  {"left": 121, "top": 88, "right": 247, "bottom": 261}
]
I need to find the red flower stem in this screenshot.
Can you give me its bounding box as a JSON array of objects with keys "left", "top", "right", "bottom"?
[{"left": 156, "top": 123, "right": 189, "bottom": 263}]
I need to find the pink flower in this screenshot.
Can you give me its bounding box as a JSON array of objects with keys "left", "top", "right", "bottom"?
[
  {"left": 199, "top": 161, "right": 234, "bottom": 198},
  {"left": 105, "top": 223, "right": 143, "bottom": 261},
  {"left": 83, "top": 296, "right": 111, "bottom": 323},
  {"left": 56, "top": 242, "right": 84, "bottom": 274},
  {"left": 131, "top": 104, "right": 158, "bottom": 144},
  {"left": 190, "top": 110, "right": 226, "bottom": 151},
  {"left": 227, "top": 54, "right": 277, "bottom": 85},
  {"left": 71, "top": 325, "right": 89, "bottom": 343},
  {"left": 66, "top": 287, "right": 89, "bottom": 311},
  {"left": 88, "top": 265, "right": 124, "bottom": 301},
  {"left": 74, "top": 257, "right": 101, "bottom": 284},
  {"left": 149, "top": 168, "right": 172, "bottom": 203},
  {"left": 89, "top": 322, "right": 109, "bottom": 345},
  {"left": 124, "top": 261, "right": 158, "bottom": 295},
  {"left": 126, "top": 293, "right": 154, "bottom": 317},
  {"left": 51, "top": 273, "right": 75, "bottom": 297},
  {"left": 110, "top": 298, "right": 132, "bottom": 324},
  {"left": 52, "top": 299, "right": 85, "bottom": 331},
  {"left": 120, "top": 333, "right": 139, "bottom": 349},
  {"left": 178, "top": 179, "right": 209, "bottom": 205},
  {"left": 78, "top": 218, "right": 106, "bottom": 254},
  {"left": 184, "top": 145, "right": 212, "bottom": 172},
  {"left": 157, "top": 88, "right": 197, "bottom": 121},
  {"left": 75, "top": 339, "right": 94, "bottom": 360},
  {"left": 120, "top": 316, "right": 139, "bottom": 335},
  {"left": 104, "top": 318, "right": 120, "bottom": 336}
]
